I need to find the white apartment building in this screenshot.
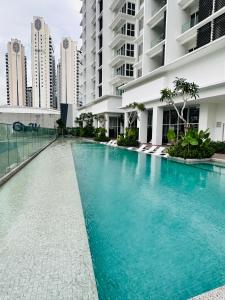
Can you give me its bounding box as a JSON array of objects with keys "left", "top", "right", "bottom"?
[
  {"left": 59, "top": 38, "right": 80, "bottom": 120},
  {"left": 79, "top": 0, "right": 225, "bottom": 143},
  {"left": 5, "top": 39, "right": 27, "bottom": 107},
  {"left": 31, "top": 17, "right": 57, "bottom": 110}
]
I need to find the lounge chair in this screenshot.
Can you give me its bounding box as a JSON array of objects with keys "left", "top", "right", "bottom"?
[
  {"left": 107, "top": 140, "right": 114, "bottom": 145},
  {"left": 144, "top": 146, "right": 157, "bottom": 154},
  {"left": 111, "top": 140, "right": 118, "bottom": 147},
  {"left": 127, "top": 147, "right": 136, "bottom": 150},
  {"left": 153, "top": 147, "right": 167, "bottom": 156},
  {"left": 137, "top": 144, "right": 148, "bottom": 152}
]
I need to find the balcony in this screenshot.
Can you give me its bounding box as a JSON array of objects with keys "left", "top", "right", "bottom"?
[
  {"left": 147, "top": 4, "right": 167, "bottom": 29},
  {"left": 110, "top": 33, "right": 135, "bottom": 49},
  {"left": 178, "top": 0, "right": 197, "bottom": 10},
  {"left": 147, "top": 37, "right": 165, "bottom": 58},
  {"left": 110, "top": 12, "right": 136, "bottom": 31},
  {"left": 151, "top": 0, "right": 167, "bottom": 17},
  {"left": 110, "top": 73, "right": 134, "bottom": 85},
  {"left": 110, "top": 0, "right": 124, "bottom": 12},
  {"left": 181, "top": 18, "right": 199, "bottom": 33},
  {"left": 111, "top": 53, "right": 135, "bottom": 67}
]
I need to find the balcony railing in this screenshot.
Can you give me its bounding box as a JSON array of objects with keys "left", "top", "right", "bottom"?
[
  {"left": 181, "top": 18, "right": 199, "bottom": 33},
  {"left": 152, "top": 0, "right": 167, "bottom": 16},
  {"left": 151, "top": 34, "right": 165, "bottom": 48}
]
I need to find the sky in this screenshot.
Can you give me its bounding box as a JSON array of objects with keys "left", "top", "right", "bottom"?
[{"left": 0, "top": 0, "right": 82, "bottom": 104}]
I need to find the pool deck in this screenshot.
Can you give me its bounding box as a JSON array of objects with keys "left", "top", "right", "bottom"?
[
  {"left": 0, "top": 140, "right": 98, "bottom": 300},
  {"left": 191, "top": 286, "right": 225, "bottom": 299}
]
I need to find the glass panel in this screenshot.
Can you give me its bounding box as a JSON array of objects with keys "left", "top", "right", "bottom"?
[
  {"left": 0, "top": 124, "right": 9, "bottom": 177},
  {"left": 0, "top": 123, "right": 56, "bottom": 179}
]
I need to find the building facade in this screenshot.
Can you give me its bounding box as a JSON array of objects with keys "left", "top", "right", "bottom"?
[
  {"left": 79, "top": 0, "right": 225, "bottom": 143},
  {"left": 5, "top": 39, "right": 27, "bottom": 107},
  {"left": 26, "top": 87, "right": 33, "bottom": 107},
  {"left": 79, "top": 0, "right": 126, "bottom": 137},
  {"left": 31, "top": 17, "right": 56, "bottom": 110}
]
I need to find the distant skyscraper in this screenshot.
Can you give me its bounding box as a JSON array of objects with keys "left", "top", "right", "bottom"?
[
  {"left": 60, "top": 38, "right": 79, "bottom": 106},
  {"left": 26, "top": 87, "right": 33, "bottom": 107},
  {"left": 5, "top": 39, "right": 27, "bottom": 106},
  {"left": 31, "top": 16, "right": 56, "bottom": 109},
  {"left": 59, "top": 37, "right": 79, "bottom": 113}
]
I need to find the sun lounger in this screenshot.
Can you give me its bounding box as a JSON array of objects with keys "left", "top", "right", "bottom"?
[
  {"left": 144, "top": 146, "right": 157, "bottom": 154},
  {"left": 107, "top": 140, "right": 114, "bottom": 145},
  {"left": 153, "top": 147, "right": 167, "bottom": 156},
  {"left": 111, "top": 140, "right": 118, "bottom": 147},
  {"left": 137, "top": 144, "right": 148, "bottom": 152}
]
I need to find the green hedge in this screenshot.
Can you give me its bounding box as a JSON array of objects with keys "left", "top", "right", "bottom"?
[
  {"left": 210, "top": 141, "right": 225, "bottom": 154},
  {"left": 117, "top": 128, "right": 139, "bottom": 147}
]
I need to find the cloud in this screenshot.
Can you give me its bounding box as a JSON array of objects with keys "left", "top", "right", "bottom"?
[{"left": 0, "top": 0, "right": 82, "bottom": 105}]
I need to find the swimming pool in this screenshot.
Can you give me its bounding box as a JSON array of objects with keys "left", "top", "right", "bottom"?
[{"left": 72, "top": 142, "right": 225, "bottom": 300}]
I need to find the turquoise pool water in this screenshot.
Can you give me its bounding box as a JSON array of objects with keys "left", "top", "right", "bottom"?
[{"left": 72, "top": 143, "right": 225, "bottom": 300}]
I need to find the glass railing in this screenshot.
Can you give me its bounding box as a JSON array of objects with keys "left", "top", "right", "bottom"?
[
  {"left": 0, "top": 123, "right": 57, "bottom": 179},
  {"left": 152, "top": 0, "right": 167, "bottom": 16},
  {"left": 181, "top": 19, "right": 199, "bottom": 33},
  {"left": 151, "top": 35, "right": 165, "bottom": 48}
]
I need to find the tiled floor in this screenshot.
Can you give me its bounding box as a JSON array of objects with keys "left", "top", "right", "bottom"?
[{"left": 0, "top": 140, "right": 98, "bottom": 300}]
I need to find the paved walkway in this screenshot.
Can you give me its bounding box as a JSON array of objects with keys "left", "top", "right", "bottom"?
[{"left": 0, "top": 140, "right": 98, "bottom": 300}]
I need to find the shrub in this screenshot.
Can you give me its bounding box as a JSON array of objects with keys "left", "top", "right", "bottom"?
[
  {"left": 94, "top": 128, "right": 109, "bottom": 142},
  {"left": 168, "top": 129, "right": 215, "bottom": 159},
  {"left": 117, "top": 128, "right": 139, "bottom": 147},
  {"left": 79, "top": 125, "right": 95, "bottom": 138},
  {"left": 210, "top": 141, "right": 225, "bottom": 154},
  {"left": 69, "top": 127, "right": 81, "bottom": 137}
]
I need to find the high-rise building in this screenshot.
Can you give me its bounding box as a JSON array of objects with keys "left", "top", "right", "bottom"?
[
  {"left": 79, "top": 0, "right": 133, "bottom": 136},
  {"left": 79, "top": 0, "right": 225, "bottom": 143},
  {"left": 5, "top": 39, "right": 27, "bottom": 107},
  {"left": 59, "top": 37, "right": 80, "bottom": 120},
  {"left": 31, "top": 16, "right": 56, "bottom": 109}
]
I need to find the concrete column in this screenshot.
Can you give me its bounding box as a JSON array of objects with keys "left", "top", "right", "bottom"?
[
  {"left": 93, "top": 118, "right": 98, "bottom": 129},
  {"left": 124, "top": 112, "right": 129, "bottom": 129},
  {"left": 152, "top": 107, "right": 163, "bottom": 145},
  {"left": 199, "top": 103, "right": 216, "bottom": 140},
  {"left": 105, "top": 114, "right": 109, "bottom": 137},
  {"left": 138, "top": 110, "right": 148, "bottom": 143}
]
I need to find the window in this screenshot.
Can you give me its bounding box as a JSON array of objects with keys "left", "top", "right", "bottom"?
[
  {"left": 139, "top": 17, "right": 144, "bottom": 33},
  {"left": 190, "top": 11, "right": 199, "bottom": 27},
  {"left": 99, "top": 34, "right": 103, "bottom": 49},
  {"left": 127, "top": 2, "right": 136, "bottom": 16},
  {"left": 98, "top": 69, "right": 102, "bottom": 84},
  {"left": 126, "top": 64, "right": 133, "bottom": 76},
  {"left": 197, "top": 22, "right": 212, "bottom": 48},
  {"left": 215, "top": 0, "right": 225, "bottom": 11},
  {"left": 121, "top": 2, "right": 135, "bottom": 16},
  {"left": 138, "top": 43, "right": 143, "bottom": 59},
  {"left": 127, "top": 23, "right": 135, "bottom": 36},
  {"left": 98, "top": 85, "right": 102, "bottom": 97},
  {"left": 137, "top": 68, "right": 142, "bottom": 78},
  {"left": 99, "top": 0, "right": 103, "bottom": 13},
  {"left": 99, "top": 52, "right": 102, "bottom": 67},
  {"left": 213, "top": 13, "right": 225, "bottom": 40},
  {"left": 115, "top": 85, "right": 125, "bottom": 96},
  {"left": 126, "top": 44, "right": 134, "bottom": 57},
  {"left": 99, "top": 16, "right": 103, "bottom": 31}
]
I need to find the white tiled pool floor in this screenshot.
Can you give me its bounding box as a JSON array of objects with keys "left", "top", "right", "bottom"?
[{"left": 0, "top": 140, "right": 98, "bottom": 300}]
